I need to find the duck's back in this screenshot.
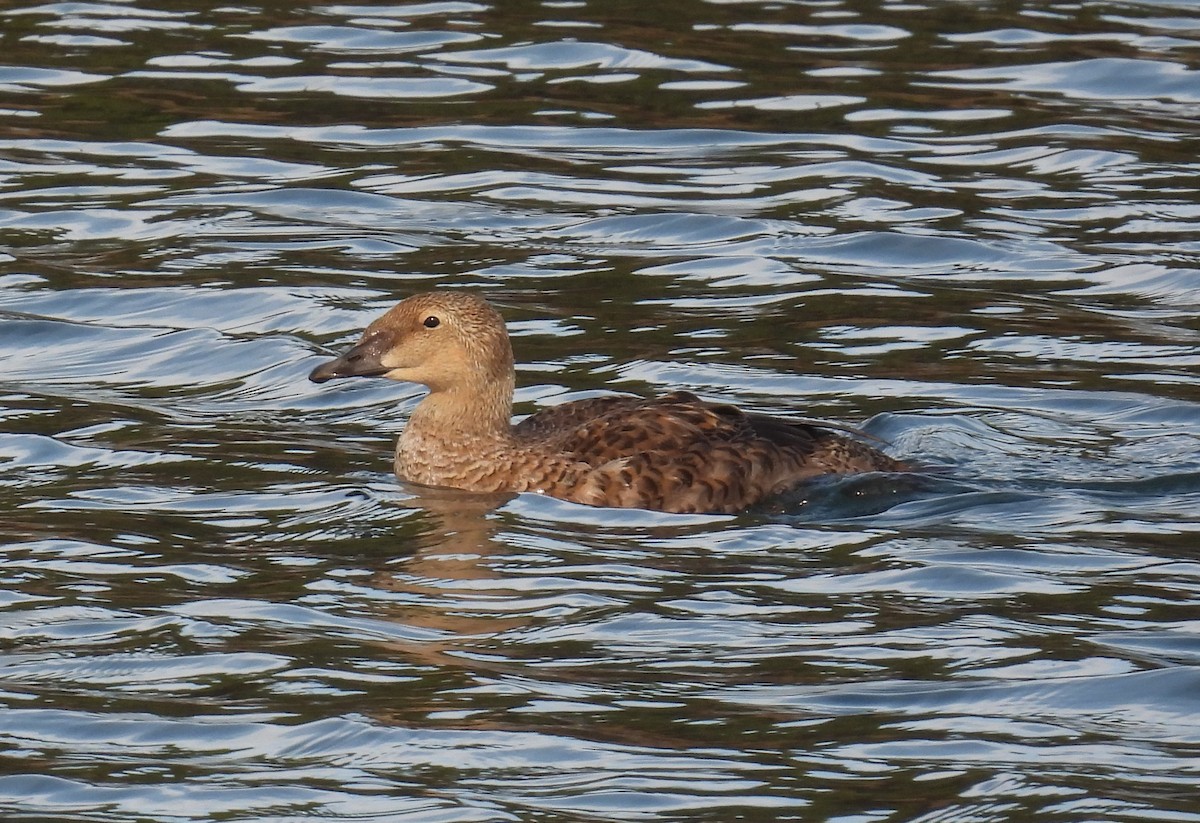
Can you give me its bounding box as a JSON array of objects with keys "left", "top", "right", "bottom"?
[{"left": 515, "top": 391, "right": 903, "bottom": 513}]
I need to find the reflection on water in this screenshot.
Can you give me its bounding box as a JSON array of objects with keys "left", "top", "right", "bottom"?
[{"left": 2, "top": 0, "right": 1200, "bottom": 821}]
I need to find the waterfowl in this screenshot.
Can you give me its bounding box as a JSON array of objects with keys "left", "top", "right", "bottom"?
[{"left": 309, "top": 291, "right": 906, "bottom": 514}]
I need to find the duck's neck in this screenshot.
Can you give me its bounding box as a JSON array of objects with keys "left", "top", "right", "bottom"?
[{"left": 404, "top": 376, "right": 515, "bottom": 446}]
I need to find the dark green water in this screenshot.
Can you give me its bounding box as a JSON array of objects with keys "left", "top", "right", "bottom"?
[{"left": 2, "top": 1, "right": 1199, "bottom": 821}]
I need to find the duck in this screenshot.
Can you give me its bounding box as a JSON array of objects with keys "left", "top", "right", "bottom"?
[{"left": 309, "top": 291, "right": 907, "bottom": 514}]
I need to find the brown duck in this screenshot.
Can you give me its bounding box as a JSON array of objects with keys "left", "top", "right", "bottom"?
[{"left": 309, "top": 291, "right": 906, "bottom": 514}]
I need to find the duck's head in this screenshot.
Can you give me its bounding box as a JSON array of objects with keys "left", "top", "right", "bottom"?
[{"left": 309, "top": 291, "right": 513, "bottom": 393}]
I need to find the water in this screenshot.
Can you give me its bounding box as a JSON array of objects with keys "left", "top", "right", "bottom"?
[{"left": 2, "top": 1, "right": 1199, "bottom": 821}]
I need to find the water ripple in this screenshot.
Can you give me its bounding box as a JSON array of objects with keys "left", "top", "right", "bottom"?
[{"left": 2, "top": 1, "right": 1199, "bottom": 821}]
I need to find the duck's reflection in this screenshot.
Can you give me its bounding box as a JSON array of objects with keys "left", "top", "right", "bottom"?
[{"left": 365, "top": 483, "right": 538, "bottom": 673}]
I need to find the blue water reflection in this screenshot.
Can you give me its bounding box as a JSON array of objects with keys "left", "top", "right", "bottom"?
[{"left": 1, "top": 0, "right": 1199, "bottom": 821}]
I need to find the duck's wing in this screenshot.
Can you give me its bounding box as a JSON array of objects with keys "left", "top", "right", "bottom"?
[
  {"left": 541, "top": 391, "right": 903, "bottom": 513},
  {"left": 548, "top": 391, "right": 768, "bottom": 460},
  {"left": 513, "top": 394, "right": 642, "bottom": 440}
]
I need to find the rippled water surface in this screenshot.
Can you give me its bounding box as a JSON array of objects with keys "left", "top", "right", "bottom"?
[{"left": 3, "top": 1, "right": 1200, "bottom": 820}]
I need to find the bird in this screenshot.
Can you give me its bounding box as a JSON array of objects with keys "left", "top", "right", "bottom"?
[{"left": 309, "top": 291, "right": 907, "bottom": 514}]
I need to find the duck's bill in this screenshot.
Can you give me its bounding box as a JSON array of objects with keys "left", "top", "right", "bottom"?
[{"left": 308, "top": 343, "right": 391, "bottom": 383}]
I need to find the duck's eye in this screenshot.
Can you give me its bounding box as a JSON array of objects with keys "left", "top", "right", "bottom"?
[{"left": 423, "top": 315, "right": 440, "bottom": 329}]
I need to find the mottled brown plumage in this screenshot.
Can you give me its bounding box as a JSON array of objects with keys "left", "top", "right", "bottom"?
[{"left": 309, "top": 291, "right": 907, "bottom": 514}]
